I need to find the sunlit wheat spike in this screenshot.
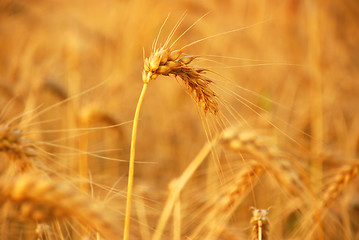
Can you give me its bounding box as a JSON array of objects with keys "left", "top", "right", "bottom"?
[
  {"left": 0, "top": 174, "right": 120, "bottom": 239},
  {"left": 142, "top": 46, "right": 219, "bottom": 114},
  {"left": 251, "top": 208, "right": 269, "bottom": 240}
]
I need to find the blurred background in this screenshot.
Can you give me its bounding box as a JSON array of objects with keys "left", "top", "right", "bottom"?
[{"left": 1, "top": 0, "right": 359, "bottom": 239}]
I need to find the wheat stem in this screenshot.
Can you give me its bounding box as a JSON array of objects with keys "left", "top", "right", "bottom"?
[
  {"left": 123, "top": 83, "right": 148, "bottom": 240},
  {"left": 152, "top": 138, "right": 217, "bottom": 240}
]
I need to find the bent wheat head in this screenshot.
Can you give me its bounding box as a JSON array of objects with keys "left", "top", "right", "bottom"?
[{"left": 142, "top": 47, "right": 219, "bottom": 114}]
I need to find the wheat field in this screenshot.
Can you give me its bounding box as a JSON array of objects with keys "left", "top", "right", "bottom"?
[{"left": 1, "top": 0, "right": 359, "bottom": 239}]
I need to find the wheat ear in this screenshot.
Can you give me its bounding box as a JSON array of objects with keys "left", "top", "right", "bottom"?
[
  {"left": 221, "top": 162, "right": 264, "bottom": 213},
  {"left": 190, "top": 161, "right": 264, "bottom": 240},
  {"left": 0, "top": 174, "right": 120, "bottom": 239},
  {"left": 123, "top": 31, "right": 219, "bottom": 240},
  {"left": 221, "top": 127, "right": 310, "bottom": 197},
  {"left": 142, "top": 46, "right": 219, "bottom": 114},
  {"left": 0, "top": 124, "right": 36, "bottom": 174},
  {"left": 302, "top": 162, "right": 359, "bottom": 239},
  {"left": 251, "top": 208, "right": 270, "bottom": 240},
  {"left": 320, "top": 162, "right": 359, "bottom": 209}
]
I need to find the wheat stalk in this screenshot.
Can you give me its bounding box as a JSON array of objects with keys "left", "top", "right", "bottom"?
[
  {"left": 0, "top": 174, "right": 120, "bottom": 239},
  {"left": 152, "top": 136, "right": 219, "bottom": 240}
]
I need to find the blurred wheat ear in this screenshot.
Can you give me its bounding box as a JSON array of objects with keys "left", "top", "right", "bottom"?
[
  {"left": 0, "top": 124, "right": 37, "bottom": 175},
  {"left": 251, "top": 208, "right": 270, "bottom": 240},
  {"left": 0, "top": 174, "right": 120, "bottom": 239}
]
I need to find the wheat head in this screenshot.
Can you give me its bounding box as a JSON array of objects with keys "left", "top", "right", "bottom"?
[
  {"left": 221, "top": 126, "right": 310, "bottom": 197},
  {"left": 190, "top": 161, "right": 264, "bottom": 239},
  {"left": 142, "top": 46, "right": 219, "bottom": 114},
  {"left": 221, "top": 161, "right": 264, "bottom": 213},
  {"left": 320, "top": 162, "right": 359, "bottom": 209},
  {"left": 251, "top": 208, "right": 269, "bottom": 240},
  {"left": 0, "top": 174, "right": 120, "bottom": 239},
  {"left": 0, "top": 124, "right": 36, "bottom": 174}
]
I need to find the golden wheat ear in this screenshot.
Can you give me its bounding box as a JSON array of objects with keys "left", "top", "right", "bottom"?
[{"left": 143, "top": 46, "right": 219, "bottom": 115}]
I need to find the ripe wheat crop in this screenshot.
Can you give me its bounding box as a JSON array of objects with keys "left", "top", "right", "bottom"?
[{"left": 1, "top": 1, "right": 359, "bottom": 240}]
